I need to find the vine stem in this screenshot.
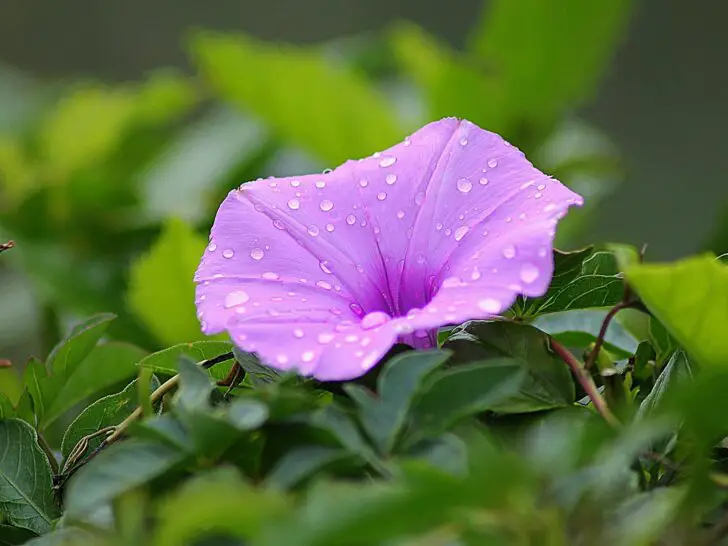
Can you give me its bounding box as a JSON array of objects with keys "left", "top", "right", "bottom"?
[
  {"left": 584, "top": 300, "right": 637, "bottom": 370},
  {"left": 550, "top": 338, "right": 621, "bottom": 428}
]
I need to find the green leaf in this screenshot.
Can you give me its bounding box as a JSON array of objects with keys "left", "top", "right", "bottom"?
[
  {"left": 64, "top": 440, "right": 185, "bottom": 519},
  {"left": 0, "top": 525, "right": 37, "bottom": 546},
  {"left": 443, "top": 321, "right": 575, "bottom": 413},
  {"left": 626, "top": 255, "right": 728, "bottom": 369},
  {"left": 468, "top": 0, "right": 632, "bottom": 128},
  {"left": 406, "top": 434, "right": 469, "bottom": 476},
  {"left": 344, "top": 350, "right": 451, "bottom": 454},
  {"left": 265, "top": 446, "right": 351, "bottom": 490},
  {"left": 174, "top": 357, "right": 215, "bottom": 412},
  {"left": 44, "top": 342, "right": 147, "bottom": 427},
  {"left": 232, "top": 347, "right": 281, "bottom": 385},
  {"left": 60, "top": 376, "right": 161, "bottom": 459},
  {"left": 532, "top": 309, "right": 639, "bottom": 357},
  {"left": 191, "top": 32, "right": 403, "bottom": 165},
  {"left": 137, "top": 340, "right": 234, "bottom": 382},
  {"left": 0, "top": 420, "right": 59, "bottom": 534},
  {"left": 153, "top": 467, "right": 288, "bottom": 546},
  {"left": 306, "top": 405, "right": 378, "bottom": 465},
  {"left": 46, "top": 314, "right": 116, "bottom": 379},
  {"left": 637, "top": 351, "right": 693, "bottom": 422},
  {"left": 22, "top": 527, "right": 95, "bottom": 546},
  {"left": 408, "top": 359, "right": 525, "bottom": 440},
  {"left": 127, "top": 218, "right": 209, "bottom": 346},
  {"left": 648, "top": 317, "right": 678, "bottom": 361}
]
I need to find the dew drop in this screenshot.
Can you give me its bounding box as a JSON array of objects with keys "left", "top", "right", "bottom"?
[
  {"left": 208, "top": 243, "right": 217, "bottom": 252},
  {"left": 224, "top": 290, "right": 250, "bottom": 308},
  {"left": 318, "top": 332, "right": 334, "bottom": 344},
  {"left": 385, "top": 173, "right": 397, "bottom": 185},
  {"left": 320, "top": 200, "right": 334, "bottom": 212},
  {"left": 316, "top": 180, "right": 326, "bottom": 189},
  {"left": 505, "top": 217, "right": 512, "bottom": 223},
  {"left": 487, "top": 158, "right": 498, "bottom": 168},
  {"left": 454, "top": 226, "right": 469, "bottom": 241},
  {"left": 359, "top": 179, "right": 369, "bottom": 188},
  {"left": 537, "top": 184, "right": 546, "bottom": 191},
  {"left": 250, "top": 248, "right": 264, "bottom": 260},
  {"left": 456, "top": 178, "right": 472, "bottom": 193},
  {"left": 538, "top": 247, "right": 549, "bottom": 257},
  {"left": 316, "top": 280, "right": 332, "bottom": 290},
  {"left": 396, "top": 210, "right": 405, "bottom": 219},
  {"left": 442, "top": 276, "right": 462, "bottom": 288},
  {"left": 444, "top": 228, "right": 452, "bottom": 236},
  {"left": 273, "top": 219, "right": 286, "bottom": 230},
  {"left": 414, "top": 191, "right": 426, "bottom": 205},
  {"left": 459, "top": 137, "right": 468, "bottom": 146},
  {"left": 534, "top": 192, "right": 543, "bottom": 199},
  {"left": 471, "top": 269, "right": 482, "bottom": 281},
  {"left": 377, "top": 192, "right": 387, "bottom": 201},
  {"left": 268, "top": 180, "right": 278, "bottom": 188},
  {"left": 222, "top": 249, "right": 235, "bottom": 259},
  {"left": 520, "top": 263, "right": 540, "bottom": 284},
  {"left": 345, "top": 334, "right": 358, "bottom": 343},
  {"left": 290, "top": 179, "right": 301, "bottom": 187},
  {"left": 319, "top": 261, "right": 333, "bottom": 274},
  {"left": 293, "top": 329, "right": 305, "bottom": 338},
  {"left": 403, "top": 138, "right": 412, "bottom": 147},
  {"left": 416, "top": 253, "right": 426, "bottom": 264},
  {"left": 325, "top": 223, "right": 335, "bottom": 232},
  {"left": 302, "top": 351, "right": 315, "bottom": 362},
  {"left": 276, "top": 354, "right": 289, "bottom": 365},
  {"left": 502, "top": 244, "right": 517, "bottom": 259},
  {"left": 350, "top": 303, "right": 364, "bottom": 316},
  {"left": 478, "top": 298, "right": 501, "bottom": 313},
  {"left": 544, "top": 203, "right": 557, "bottom": 212},
  {"left": 379, "top": 156, "right": 396, "bottom": 168},
  {"left": 346, "top": 214, "right": 357, "bottom": 225},
  {"left": 435, "top": 223, "right": 443, "bottom": 231},
  {"left": 307, "top": 225, "right": 320, "bottom": 236},
  {"left": 262, "top": 272, "right": 279, "bottom": 280},
  {"left": 287, "top": 198, "right": 300, "bottom": 210}
]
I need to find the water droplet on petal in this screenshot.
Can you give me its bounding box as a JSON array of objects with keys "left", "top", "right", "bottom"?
[
  {"left": 471, "top": 269, "right": 481, "bottom": 281},
  {"left": 250, "top": 248, "right": 264, "bottom": 260},
  {"left": 435, "top": 223, "right": 443, "bottom": 231},
  {"left": 478, "top": 298, "right": 501, "bottom": 313},
  {"left": 385, "top": 173, "right": 397, "bottom": 185},
  {"left": 502, "top": 244, "right": 517, "bottom": 259},
  {"left": 316, "top": 280, "right": 332, "bottom": 290},
  {"left": 379, "top": 156, "right": 396, "bottom": 167},
  {"left": 538, "top": 247, "right": 549, "bottom": 257},
  {"left": 346, "top": 214, "right": 356, "bottom": 225},
  {"left": 350, "top": 302, "right": 364, "bottom": 316},
  {"left": 487, "top": 158, "right": 498, "bottom": 168},
  {"left": 320, "top": 200, "right": 334, "bottom": 212},
  {"left": 459, "top": 137, "right": 468, "bottom": 146},
  {"left": 444, "top": 228, "right": 452, "bottom": 236},
  {"left": 454, "top": 226, "right": 469, "bottom": 241},
  {"left": 537, "top": 184, "right": 546, "bottom": 191},
  {"left": 345, "top": 334, "right": 358, "bottom": 343},
  {"left": 359, "top": 179, "right": 369, "bottom": 188},
  {"left": 208, "top": 243, "right": 217, "bottom": 252},
  {"left": 377, "top": 192, "right": 387, "bottom": 201},
  {"left": 396, "top": 210, "right": 405, "bottom": 219},
  {"left": 318, "top": 332, "right": 334, "bottom": 344},
  {"left": 544, "top": 203, "right": 557, "bottom": 212},
  {"left": 326, "top": 223, "right": 335, "bottom": 232},
  {"left": 442, "top": 276, "right": 461, "bottom": 288},
  {"left": 287, "top": 198, "right": 300, "bottom": 210},
  {"left": 307, "top": 225, "right": 320, "bottom": 236},
  {"left": 222, "top": 249, "right": 234, "bottom": 259},
  {"left": 293, "top": 329, "right": 304, "bottom": 338},
  {"left": 479, "top": 177, "right": 489, "bottom": 186},
  {"left": 416, "top": 253, "right": 426, "bottom": 264},
  {"left": 302, "top": 351, "right": 315, "bottom": 362},
  {"left": 403, "top": 138, "right": 412, "bottom": 147},
  {"left": 361, "top": 311, "right": 390, "bottom": 330},
  {"left": 276, "top": 354, "right": 289, "bottom": 365},
  {"left": 457, "top": 178, "right": 472, "bottom": 193},
  {"left": 534, "top": 192, "right": 543, "bottom": 199},
  {"left": 319, "top": 261, "right": 333, "bottom": 274},
  {"left": 520, "top": 263, "right": 540, "bottom": 284},
  {"left": 224, "top": 290, "right": 250, "bottom": 308},
  {"left": 262, "top": 272, "right": 279, "bottom": 280},
  {"left": 273, "top": 219, "right": 285, "bottom": 230},
  {"left": 316, "top": 180, "right": 326, "bottom": 189},
  {"left": 290, "top": 179, "right": 301, "bottom": 187}
]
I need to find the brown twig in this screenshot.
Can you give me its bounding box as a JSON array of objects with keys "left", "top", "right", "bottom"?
[
  {"left": 0, "top": 240, "right": 14, "bottom": 254},
  {"left": 550, "top": 338, "right": 620, "bottom": 428}
]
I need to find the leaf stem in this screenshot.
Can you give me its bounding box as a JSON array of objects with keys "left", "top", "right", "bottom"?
[
  {"left": 550, "top": 338, "right": 620, "bottom": 428},
  {"left": 37, "top": 433, "right": 59, "bottom": 474},
  {"left": 584, "top": 300, "right": 637, "bottom": 371}
]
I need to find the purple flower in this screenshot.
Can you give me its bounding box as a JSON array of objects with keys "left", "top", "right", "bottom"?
[{"left": 195, "top": 118, "right": 582, "bottom": 380}]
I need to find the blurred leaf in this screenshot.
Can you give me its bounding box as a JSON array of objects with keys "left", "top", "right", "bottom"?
[
  {"left": 0, "top": 525, "right": 37, "bottom": 545},
  {"left": 406, "top": 433, "right": 469, "bottom": 476},
  {"left": 45, "top": 342, "right": 147, "bottom": 427},
  {"left": 129, "top": 414, "right": 193, "bottom": 452},
  {"left": 191, "top": 32, "right": 403, "bottom": 165},
  {"left": 137, "top": 340, "right": 234, "bottom": 382},
  {"left": 626, "top": 255, "right": 728, "bottom": 369},
  {"left": 344, "top": 349, "right": 451, "bottom": 454},
  {"left": 64, "top": 440, "right": 185, "bottom": 519},
  {"left": 0, "top": 137, "right": 34, "bottom": 208},
  {"left": 469, "top": 0, "right": 632, "bottom": 129},
  {"left": 61, "top": 376, "right": 161, "bottom": 459},
  {"left": 637, "top": 351, "right": 693, "bottom": 422},
  {"left": 533, "top": 309, "right": 638, "bottom": 357},
  {"left": 648, "top": 317, "right": 678, "bottom": 361},
  {"left": 443, "top": 321, "right": 575, "bottom": 412},
  {"left": 607, "top": 487, "right": 685, "bottom": 546},
  {"left": 127, "top": 218, "right": 208, "bottom": 346},
  {"left": 266, "top": 446, "right": 351, "bottom": 490},
  {"left": 174, "top": 357, "right": 215, "bottom": 413},
  {"left": 232, "top": 347, "right": 282, "bottom": 385},
  {"left": 153, "top": 467, "right": 288, "bottom": 546},
  {"left": 0, "top": 419, "right": 59, "bottom": 534},
  {"left": 306, "top": 404, "right": 379, "bottom": 465},
  {"left": 22, "top": 527, "right": 96, "bottom": 546}
]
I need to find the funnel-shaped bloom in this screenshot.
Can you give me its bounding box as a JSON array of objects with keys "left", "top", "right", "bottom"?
[{"left": 195, "top": 118, "right": 582, "bottom": 380}]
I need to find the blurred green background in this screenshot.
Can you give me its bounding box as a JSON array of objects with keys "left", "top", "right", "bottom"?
[{"left": 0, "top": 0, "right": 726, "bottom": 369}]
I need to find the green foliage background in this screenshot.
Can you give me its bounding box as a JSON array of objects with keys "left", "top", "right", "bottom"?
[{"left": 1, "top": 1, "right": 728, "bottom": 544}]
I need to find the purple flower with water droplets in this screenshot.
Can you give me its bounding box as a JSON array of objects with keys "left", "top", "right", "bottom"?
[{"left": 195, "top": 118, "right": 583, "bottom": 380}]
